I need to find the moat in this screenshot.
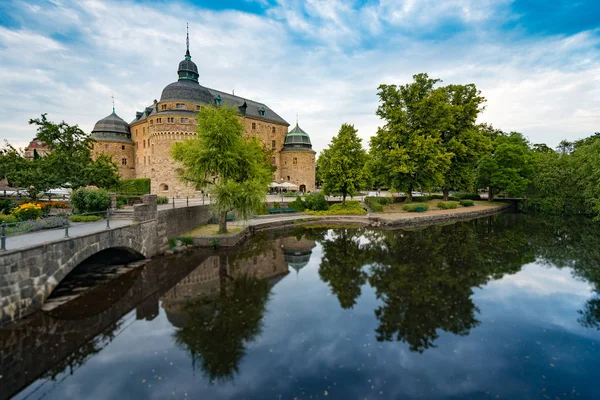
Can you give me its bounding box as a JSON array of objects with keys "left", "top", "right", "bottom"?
[{"left": 2, "top": 214, "right": 600, "bottom": 400}]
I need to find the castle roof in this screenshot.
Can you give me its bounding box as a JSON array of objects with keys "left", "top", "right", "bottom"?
[
  {"left": 283, "top": 123, "right": 313, "bottom": 151},
  {"left": 91, "top": 112, "right": 133, "bottom": 142}
]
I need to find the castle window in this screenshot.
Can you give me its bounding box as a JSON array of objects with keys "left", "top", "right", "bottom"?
[
  {"left": 176, "top": 103, "right": 185, "bottom": 109},
  {"left": 287, "top": 176, "right": 290, "bottom": 181},
  {"left": 180, "top": 118, "right": 188, "bottom": 124},
  {"left": 105, "top": 144, "right": 109, "bottom": 150},
  {"left": 271, "top": 140, "right": 276, "bottom": 149},
  {"left": 214, "top": 95, "right": 222, "bottom": 107},
  {"left": 143, "top": 127, "right": 145, "bottom": 134},
  {"left": 196, "top": 105, "right": 201, "bottom": 111},
  {"left": 121, "top": 158, "right": 127, "bottom": 165},
  {"left": 252, "top": 122, "right": 256, "bottom": 130},
  {"left": 272, "top": 127, "right": 276, "bottom": 134},
  {"left": 121, "top": 145, "right": 125, "bottom": 150},
  {"left": 144, "top": 156, "right": 146, "bottom": 165},
  {"left": 143, "top": 140, "right": 146, "bottom": 149},
  {"left": 293, "top": 157, "right": 298, "bottom": 165},
  {"left": 157, "top": 118, "right": 161, "bottom": 123},
  {"left": 159, "top": 183, "right": 169, "bottom": 191},
  {"left": 161, "top": 104, "right": 167, "bottom": 110},
  {"left": 150, "top": 119, "right": 153, "bottom": 125},
  {"left": 271, "top": 156, "right": 276, "bottom": 166}
]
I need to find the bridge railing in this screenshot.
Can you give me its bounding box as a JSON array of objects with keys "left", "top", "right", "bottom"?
[{"left": 0, "top": 209, "right": 113, "bottom": 252}]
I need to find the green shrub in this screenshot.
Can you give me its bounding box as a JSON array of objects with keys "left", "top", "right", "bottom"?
[
  {"left": 378, "top": 197, "right": 393, "bottom": 205},
  {"left": 11, "top": 203, "right": 43, "bottom": 221},
  {"left": 403, "top": 203, "right": 430, "bottom": 212},
  {"left": 157, "top": 196, "right": 169, "bottom": 205},
  {"left": 69, "top": 215, "right": 103, "bottom": 222},
  {"left": 411, "top": 196, "right": 431, "bottom": 202},
  {"left": 304, "top": 193, "right": 329, "bottom": 211},
  {"left": 453, "top": 192, "right": 481, "bottom": 200},
  {"left": 117, "top": 178, "right": 151, "bottom": 194},
  {"left": 364, "top": 197, "right": 384, "bottom": 212},
  {"left": 0, "top": 214, "right": 17, "bottom": 224},
  {"left": 437, "top": 201, "right": 458, "bottom": 209},
  {"left": 273, "top": 202, "right": 280, "bottom": 209},
  {"left": 460, "top": 200, "right": 475, "bottom": 207},
  {"left": 392, "top": 197, "right": 407, "bottom": 203},
  {"left": 306, "top": 201, "right": 367, "bottom": 215},
  {"left": 0, "top": 199, "right": 16, "bottom": 213},
  {"left": 289, "top": 196, "right": 306, "bottom": 212},
  {"left": 71, "top": 188, "right": 111, "bottom": 213}
]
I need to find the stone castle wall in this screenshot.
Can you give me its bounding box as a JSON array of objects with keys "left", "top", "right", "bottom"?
[
  {"left": 91, "top": 141, "right": 136, "bottom": 179},
  {"left": 280, "top": 149, "right": 317, "bottom": 192}
]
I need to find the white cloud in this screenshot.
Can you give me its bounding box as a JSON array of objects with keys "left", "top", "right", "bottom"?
[{"left": 0, "top": 0, "right": 599, "bottom": 155}]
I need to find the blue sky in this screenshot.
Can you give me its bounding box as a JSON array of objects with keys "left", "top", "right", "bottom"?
[{"left": 0, "top": 0, "right": 599, "bottom": 152}]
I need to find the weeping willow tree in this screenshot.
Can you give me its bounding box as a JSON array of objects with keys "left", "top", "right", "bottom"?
[{"left": 171, "top": 106, "right": 272, "bottom": 233}]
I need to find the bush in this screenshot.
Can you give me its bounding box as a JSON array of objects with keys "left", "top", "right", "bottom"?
[
  {"left": 306, "top": 201, "right": 367, "bottom": 215},
  {"left": 71, "top": 188, "right": 111, "bottom": 213},
  {"left": 11, "top": 203, "right": 43, "bottom": 221},
  {"left": 69, "top": 215, "right": 103, "bottom": 222},
  {"left": 364, "top": 197, "right": 384, "bottom": 212},
  {"left": 411, "top": 196, "right": 431, "bottom": 202},
  {"left": 403, "top": 203, "right": 430, "bottom": 213},
  {"left": 437, "top": 201, "right": 458, "bottom": 209},
  {"left": 289, "top": 196, "right": 306, "bottom": 212},
  {"left": 460, "top": 200, "right": 475, "bottom": 207},
  {"left": 0, "top": 199, "right": 16, "bottom": 213},
  {"left": 304, "top": 193, "right": 329, "bottom": 211},
  {"left": 273, "top": 202, "right": 280, "bottom": 209},
  {"left": 0, "top": 214, "right": 17, "bottom": 224},
  {"left": 157, "top": 196, "right": 169, "bottom": 205},
  {"left": 453, "top": 192, "right": 481, "bottom": 200},
  {"left": 378, "top": 197, "right": 393, "bottom": 205},
  {"left": 117, "top": 178, "right": 151, "bottom": 195}
]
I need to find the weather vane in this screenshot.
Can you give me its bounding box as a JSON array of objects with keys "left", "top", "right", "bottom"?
[{"left": 112, "top": 94, "right": 115, "bottom": 113}]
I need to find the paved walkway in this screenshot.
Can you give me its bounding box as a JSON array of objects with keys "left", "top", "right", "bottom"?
[{"left": 2, "top": 219, "right": 133, "bottom": 251}]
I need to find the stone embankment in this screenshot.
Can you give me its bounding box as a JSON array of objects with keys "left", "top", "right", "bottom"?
[{"left": 187, "top": 204, "right": 509, "bottom": 247}]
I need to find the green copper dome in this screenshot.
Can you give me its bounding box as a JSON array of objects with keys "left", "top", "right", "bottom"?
[{"left": 283, "top": 123, "right": 312, "bottom": 149}]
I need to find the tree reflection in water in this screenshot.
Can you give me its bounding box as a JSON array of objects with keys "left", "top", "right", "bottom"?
[{"left": 173, "top": 273, "right": 271, "bottom": 382}]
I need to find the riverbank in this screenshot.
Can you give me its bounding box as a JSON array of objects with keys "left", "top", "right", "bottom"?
[{"left": 182, "top": 202, "right": 509, "bottom": 247}]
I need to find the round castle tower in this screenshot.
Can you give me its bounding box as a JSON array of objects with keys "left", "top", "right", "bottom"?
[
  {"left": 279, "top": 123, "right": 316, "bottom": 193},
  {"left": 91, "top": 110, "right": 135, "bottom": 179}
]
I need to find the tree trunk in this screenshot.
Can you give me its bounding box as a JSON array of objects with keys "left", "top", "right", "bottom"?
[
  {"left": 342, "top": 192, "right": 346, "bottom": 205},
  {"left": 406, "top": 188, "right": 413, "bottom": 203},
  {"left": 488, "top": 188, "right": 495, "bottom": 202},
  {"left": 442, "top": 189, "right": 450, "bottom": 201},
  {"left": 218, "top": 211, "right": 228, "bottom": 234}
]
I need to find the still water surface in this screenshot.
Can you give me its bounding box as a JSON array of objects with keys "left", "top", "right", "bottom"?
[{"left": 2, "top": 214, "right": 600, "bottom": 399}]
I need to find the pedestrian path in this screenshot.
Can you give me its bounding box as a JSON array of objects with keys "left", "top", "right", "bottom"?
[{"left": 1, "top": 219, "right": 133, "bottom": 252}]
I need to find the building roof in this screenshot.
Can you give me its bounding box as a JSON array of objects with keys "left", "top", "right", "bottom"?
[
  {"left": 283, "top": 123, "right": 313, "bottom": 150},
  {"left": 24, "top": 138, "right": 50, "bottom": 150},
  {"left": 92, "top": 112, "right": 133, "bottom": 142}
]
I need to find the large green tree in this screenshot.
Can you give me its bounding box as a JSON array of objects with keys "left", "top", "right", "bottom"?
[
  {"left": 171, "top": 106, "right": 272, "bottom": 233},
  {"left": 571, "top": 136, "right": 600, "bottom": 219},
  {"left": 476, "top": 131, "right": 533, "bottom": 200},
  {"left": 318, "top": 124, "right": 368, "bottom": 204},
  {"left": 369, "top": 73, "right": 454, "bottom": 201},
  {"left": 440, "top": 84, "right": 491, "bottom": 200}
]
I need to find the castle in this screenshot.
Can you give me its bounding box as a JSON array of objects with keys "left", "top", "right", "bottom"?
[{"left": 90, "top": 30, "right": 316, "bottom": 197}]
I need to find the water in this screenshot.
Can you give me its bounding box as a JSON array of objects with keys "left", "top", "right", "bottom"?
[{"left": 2, "top": 214, "right": 600, "bottom": 400}]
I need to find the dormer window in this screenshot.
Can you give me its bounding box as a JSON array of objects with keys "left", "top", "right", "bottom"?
[
  {"left": 214, "top": 95, "right": 222, "bottom": 107},
  {"left": 161, "top": 104, "right": 167, "bottom": 110},
  {"left": 258, "top": 107, "right": 266, "bottom": 116},
  {"left": 176, "top": 103, "right": 185, "bottom": 109}
]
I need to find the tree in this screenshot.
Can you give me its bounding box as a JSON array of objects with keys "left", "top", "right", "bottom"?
[
  {"left": 171, "top": 106, "right": 272, "bottom": 233},
  {"left": 318, "top": 124, "right": 368, "bottom": 204},
  {"left": 476, "top": 131, "right": 533, "bottom": 201},
  {"left": 440, "top": 84, "right": 491, "bottom": 200},
  {"left": 0, "top": 143, "right": 56, "bottom": 198},
  {"left": 369, "top": 73, "right": 454, "bottom": 202},
  {"left": 81, "top": 154, "right": 121, "bottom": 189},
  {"left": 572, "top": 136, "right": 600, "bottom": 219}
]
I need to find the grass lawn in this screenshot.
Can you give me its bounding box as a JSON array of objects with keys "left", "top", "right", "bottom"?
[
  {"left": 381, "top": 199, "right": 503, "bottom": 214},
  {"left": 186, "top": 224, "right": 244, "bottom": 237}
]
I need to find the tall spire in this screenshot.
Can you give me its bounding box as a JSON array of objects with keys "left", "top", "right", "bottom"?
[
  {"left": 185, "top": 22, "right": 190, "bottom": 59},
  {"left": 296, "top": 113, "right": 299, "bottom": 126},
  {"left": 111, "top": 94, "right": 115, "bottom": 114}
]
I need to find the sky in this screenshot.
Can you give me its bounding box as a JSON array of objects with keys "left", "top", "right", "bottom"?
[{"left": 0, "top": 0, "right": 599, "bottom": 154}]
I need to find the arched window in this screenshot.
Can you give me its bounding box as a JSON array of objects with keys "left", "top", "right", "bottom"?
[
  {"left": 159, "top": 183, "right": 169, "bottom": 191},
  {"left": 293, "top": 157, "right": 298, "bottom": 165},
  {"left": 271, "top": 157, "right": 276, "bottom": 166},
  {"left": 271, "top": 140, "right": 276, "bottom": 149}
]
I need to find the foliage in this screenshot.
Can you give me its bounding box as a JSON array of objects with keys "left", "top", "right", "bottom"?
[
  {"left": 377, "top": 197, "right": 393, "bottom": 205},
  {"left": 70, "top": 187, "right": 110, "bottom": 213},
  {"left": 437, "top": 201, "right": 458, "bottom": 209},
  {"left": 304, "top": 192, "right": 329, "bottom": 211},
  {"left": 117, "top": 178, "right": 151, "bottom": 194},
  {"left": 0, "top": 199, "right": 16, "bottom": 214},
  {"left": 439, "top": 85, "right": 491, "bottom": 199},
  {"left": 364, "top": 196, "right": 384, "bottom": 212},
  {"left": 157, "top": 196, "right": 169, "bottom": 205},
  {"left": 452, "top": 192, "right": 481, "bottom": 200},
  {"left": 571, "top": 137, "right": 600, "bottom": 219},
  {"left": 289, "top": 196, "right": 306, "bottom": 212},
  {"left": 460, "top": 200, "right": 475, "bottom": 207},
  {"left": 318, "top": 124, "right": 369, "bottom": 203},
  {"left": 11, "top": 203, "right": 43, "bottom": 221},
  {"left": 171, "top": 106, "right": 272, "bottom": 233},
  {"left": 0, "top": 214, "right": 17, "bottom": 223},
  {"left": 403, "top": 203, "right": 430, "bottom": 212},
  {"left": 273, "top": 202, "right": 280, "bottom": 209},
  {"left": 0, "top": 144, "right": 56, "bottom": 198},
  {"left": 5, "top": 215, "right": 66, "bottom": 234},
  {"left": 369, "top": 73, "right": 454, "bottom": 202},
  {"left": 477, "top": 131, "right": 534, "bottom": 200},
  {"left": 69, "top": 215, "right": 103, "bottom": 222},
  {"left": 306, "top": 201, "right": 367, "bottom": 215}
]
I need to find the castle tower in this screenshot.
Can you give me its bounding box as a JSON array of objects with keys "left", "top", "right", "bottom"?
[
  {"left": 91, "top": 110, "right": 136, "bottom": 179},
  {"left": 279, "top": 123, "right": 316, "bottom": 192}
]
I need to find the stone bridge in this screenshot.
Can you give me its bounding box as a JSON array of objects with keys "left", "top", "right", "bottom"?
[{"left": 0, "top": 195, "right": 211, "bottom": 325}]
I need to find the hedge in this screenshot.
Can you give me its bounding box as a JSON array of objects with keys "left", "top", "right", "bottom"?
[
  {"left": 306, "top": 201, "right": 367, "bottom": 216},
  {"left": 437, "top": 201, "right": 458, "bottom": 209},
  {"left": 403, "top": 203, "right": 430, "bottom": 212},
  {"left": 453, "top": 192, "right": 481, "bottom": 200},
  {"left": 117, "top": 178, "right": 151, "bottom": 195},
  {"left": 364, "top": 197, "right": 384, "bottom": 212},
  {"left": 460, "top": 200, "right": 475, "bottom": 207},
  {"left": 157, "top": 196, "right": 169, "bottom": 205},
  {"left": 69, "top": 215, "right": 103, "bottom": 222}
]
